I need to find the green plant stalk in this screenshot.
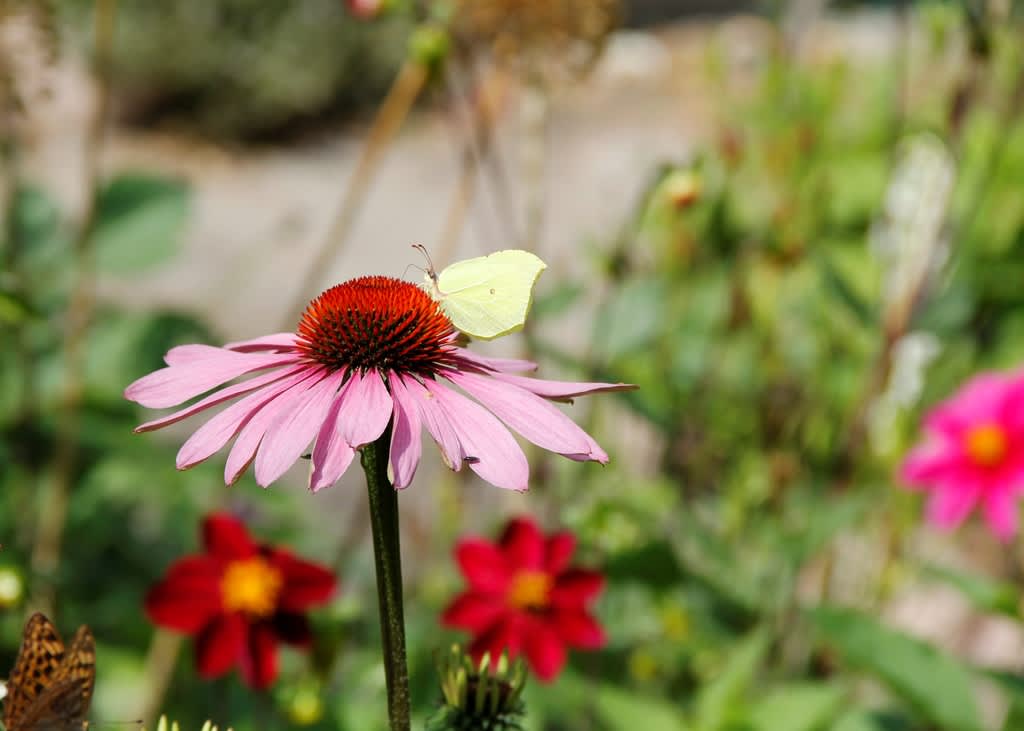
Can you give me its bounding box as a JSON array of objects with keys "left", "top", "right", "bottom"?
[{"left": 361, "top": 426, "right": 411, "bottom": 731}]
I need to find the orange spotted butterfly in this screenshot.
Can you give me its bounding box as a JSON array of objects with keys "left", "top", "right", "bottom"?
[{"left": 3, "top": 613, "right": 95, "bottom": 731}]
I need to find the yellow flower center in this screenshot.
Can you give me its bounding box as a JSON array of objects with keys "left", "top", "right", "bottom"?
[
  {"left": 507, "top": 570, "right": 552, "bottom": 611},
  {"left": 965, "top": 423, "right": 1008, "bottom": 468},
  {"left": 221, "top": 557, "right": 283, "bottom": 617}
]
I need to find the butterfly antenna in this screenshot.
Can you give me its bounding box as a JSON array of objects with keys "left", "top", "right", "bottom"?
[{"left": 411, "top": 243, "right": 437, "bottom": 282}]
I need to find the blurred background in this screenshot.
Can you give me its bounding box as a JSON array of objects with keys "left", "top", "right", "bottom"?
[{"left": 3, "top": 0, "right": 1024, "bottom": 729}]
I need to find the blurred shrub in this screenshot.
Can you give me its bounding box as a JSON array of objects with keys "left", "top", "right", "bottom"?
[{"left": 59, "top": 0, "right": 409, "bottom": 139}]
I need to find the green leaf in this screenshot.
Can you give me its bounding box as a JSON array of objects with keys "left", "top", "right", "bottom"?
[
  {"left": 594, "top": 684, "right": 690, "bottom": 731},
  {"left": 831, "top": 709, "right": 915, "bottom": 731},
  {"left": 747, "top": 682, "right": 845, "bottom": 731},
  {"left": 604, "top": 541, "right": 685, "bottom": 590},
  {"left": 591, "top": 276, "right": 667, "bottom": 362},
  {"left": 810, "top": 607, "right": 983, "bottom": 731},
  {"left": 924, "top": 565, "right": 1020, "bottom": 619},
  {"left": 694, "top": 628, "right": 769, "bottom": 731},
  {"left": 93, "top": 174, "right": 189, "bottom": 274}
]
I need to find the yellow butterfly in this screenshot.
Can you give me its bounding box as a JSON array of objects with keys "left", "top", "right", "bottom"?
[
  {"left": 3, "top": 613, "right": 95, "bottom": 731},
  {"left": 418, "top": 246, "right": 547, "bottom": 341}
]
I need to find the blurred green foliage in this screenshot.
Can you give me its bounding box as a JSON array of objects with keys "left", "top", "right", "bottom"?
[
  {"left": 58, "top": 0, "right": 409, "bottom": 139},
  {"left": 5, "top": 2, "right": 1024, "bottom": 731}
]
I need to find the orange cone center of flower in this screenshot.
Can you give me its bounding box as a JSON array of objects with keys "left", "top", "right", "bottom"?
[
  {"left": 507, "top": 570, "right": 552, "bottom": 611},
  {"left": 296, "top": 276, "right": 456, "bottom": 375},
  {"left": 965, "top": 423, "right": 1008, "bottom": 468},
  {"left": 221, "top": 557, "right": 283, "bottom": 617}
]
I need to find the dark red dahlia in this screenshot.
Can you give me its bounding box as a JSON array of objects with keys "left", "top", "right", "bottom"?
[
  {"left": 145, "top": 513, "right": 336, "bottom": 689},
  {"left": 441, "top": 517, "right": 605, "bottom": 682}
]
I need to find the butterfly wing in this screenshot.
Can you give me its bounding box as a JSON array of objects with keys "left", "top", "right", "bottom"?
[
  {"left": 432, "top": 250, "right": 546, "bottom": 340},
  {"left": 4, "top": 614, "right": 67, "bottom": 731},
  {"left": 4, "top": 617, "right": 94, "bottom": 731}
]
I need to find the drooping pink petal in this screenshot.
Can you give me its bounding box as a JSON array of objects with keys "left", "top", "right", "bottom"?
[
  {"left": 165, "top": 344, "right": 226, "bottom": 366},
  {"left": 983, "top": 488, "right": 1018, "bottom": 542},
  {"left": 441, "top": 593, "right": 506, "bottom": 632},
  {"left": 423, "top": 380, "right": 529, "bottom": 491},
  {"left": 489, "top": 372, "right": 636, "bottom": 402},
  {"left": 225, "top": 333, "right": 299, "bottom": 352},
  {"left": 925, "top": 481, "right": 983, "bottom": 532},
  {"left": 388, "top": 374, "right": 422, "bottom": 489},
  {"left": 136, "top": 364, "right": 306, "bottom": 433},
  {"left": 402, "top": 375, "right": 466, "bottom": 470},
  {"left": 126, "top": 351, "right": 301, "bottom": 409},
  {"left": 452, "top": 349, "right": 538, "bottom": 373},
  {"left": 224, "top": 371, "right": 328, "bottom": 485},
  {"left": 309, "top": 386, "right": 356, "bottom": 492},
  {"left": 444, "top": 370, "right": 597, "bottom": 458},
  {"left": 176, "top": 367, "right": 319, "bottom": 471},
  {"left": 500, "top": 518, "right": 545, "bottom": 570},
  {"left": 334, "top": 369, "right": 393, "bottom": 448},
  {"left": 456, "top": 539, "right": 512, "bottom": 594},
  {"left": 254, "top": 370, "right": 344, "bottom": 486}
]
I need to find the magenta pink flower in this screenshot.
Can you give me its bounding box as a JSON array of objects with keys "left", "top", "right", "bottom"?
[
  {"left": 125, "top": 276, "right": 632, "bottom": 492},
  {"left": 900, "top": 371, "right": 1024, "bottom": 541}
]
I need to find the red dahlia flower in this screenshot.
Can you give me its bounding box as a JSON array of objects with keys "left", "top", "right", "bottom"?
[
  {"left": 145, "top": 513, "right": 336, "bottom": 689},
  {"left": 441, "top": 517, "right": 605, "bottom": 682}
]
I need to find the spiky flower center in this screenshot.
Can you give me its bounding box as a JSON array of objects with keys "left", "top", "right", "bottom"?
[
  {"left": 965, "top": 423, "right": 1008, "bottom": 468},
  {"left": 507, "top": 570, "right": 552, "bottom": 611},
  {"left": 297, "top": 276, "right": 456, "bottom": 375},
  {"left": 221, "top": 557, "right": 283, "bottom": 617}
]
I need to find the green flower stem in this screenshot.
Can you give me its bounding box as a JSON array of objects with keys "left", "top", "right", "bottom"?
[{"left": 361, "top": 427, "right": 411, "bottom": 731}]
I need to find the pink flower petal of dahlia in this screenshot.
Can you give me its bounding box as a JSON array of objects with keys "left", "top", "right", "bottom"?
[
  {"left": 125, "top": 276, "right": 634, "bottom": 492},
  {"left": 901, "top": 369, "right": 1024, "bottom": 542}
]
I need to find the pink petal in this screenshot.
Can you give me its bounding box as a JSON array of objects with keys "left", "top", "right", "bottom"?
[
  {"left": 444, "top": 370, "right": 598, "bottom": 458},
  {"left": 136, "top": 364, "right": 306, "bottom": 433},
  {"left": 983, "top": 488, "right": 1019, "bottom": 542},
  {"left": 225, "top": 333, "right": 299, "bottom": 352},
  {"left": 402, "top": 376, "right": 466, "bottom": 470},
  {"left": 335, "top": 370, "right": 393, "bottom": 448},
  {"left": 176, "top": 366, "right": 317, "bottom": 468},
  {"left": 453, "top": 349, "right": 538, "bottom": 373},
  {"left": 423, "top": 380, "right": 529, "bottom": 491},
  {"left": 126, "top": 351, "right": 300, "bottom": 409},
  {"left": 899, "top": 443, "right": 964, "bottom": 488},
  {"left": 254, "top": 370, "right": 344, "bottom": 487},
  {"left": 926, "top": 481, "right": 982, "bottom": 532},
  {"left": 310, "top": 386, "right": 356, "bottom": 492},
  {"left": 165, "top": 344, "right": 225, "bottom": 366},
  {"left": 176, "top": 367, "right": 319, "bottom": 470},
  {"left": 489, "top": 372, "right": 636, "bottom": 402},
  {"left": 388, "top": 374, "right": 422, "bottom": 489},
  {"left": 224, "top": 371, "right": 327, "bottom": 485},
  {"left": 925, "top": 373, "right": 1009, "bottom": 440}
]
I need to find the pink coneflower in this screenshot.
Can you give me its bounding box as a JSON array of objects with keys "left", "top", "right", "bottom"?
[
  {"left": 125, "top": 276, "right": 631, "bottom": 491},
  {"left": 900, "top": 371, "right": 1024, "bottom": 541},
  {"left": 441, "top": 517, "right": 605, "bottom": 682}
]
